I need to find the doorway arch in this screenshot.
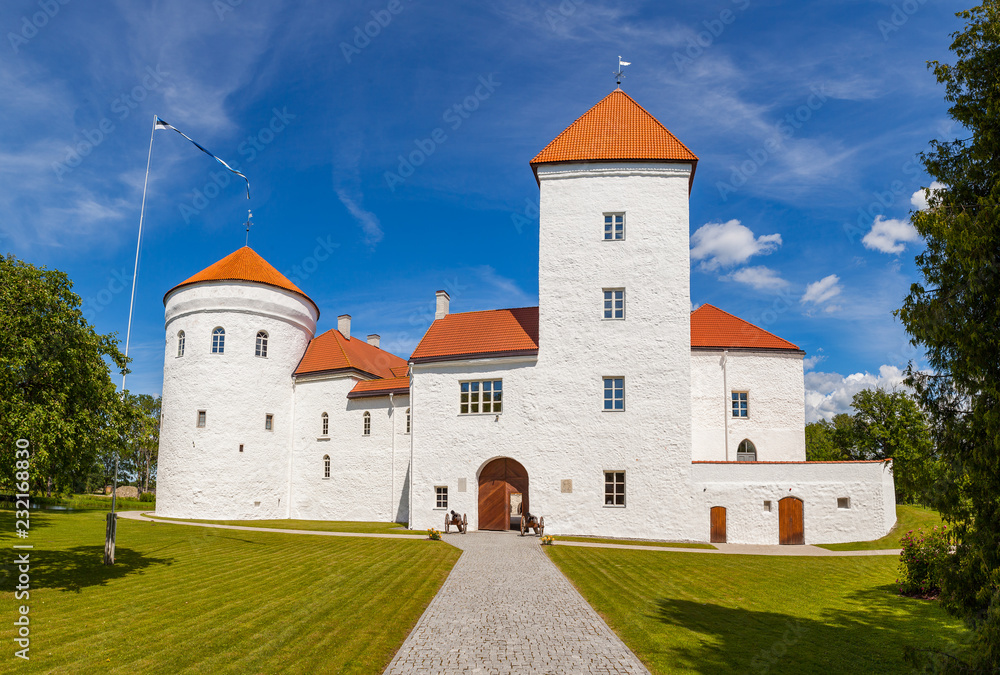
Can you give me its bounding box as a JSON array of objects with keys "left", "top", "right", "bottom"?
[{"left": 478, "top": 457, "right": 528, "bottom": 531}]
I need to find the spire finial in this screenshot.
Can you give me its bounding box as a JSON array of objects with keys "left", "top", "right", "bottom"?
[
  {"left": 615, "top": 56, "right": 631, "bottom": 88},
  {"left": 245, "top": 210, "right": 252, "bottom": 247}
]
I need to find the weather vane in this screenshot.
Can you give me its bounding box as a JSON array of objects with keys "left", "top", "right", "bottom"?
[
  {"left": 245, "top": 210, "right": 252, "bottom": 247},
  {"left": 615, "top": 56, "right": 631, "bottom": 87}
]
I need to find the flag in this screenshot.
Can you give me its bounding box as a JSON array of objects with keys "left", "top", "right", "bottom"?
[
  {"left": 619, "top": 59, "right": 631, "bottom": 67},
  {"left": 154, "top": 116, "right": 250, "bottom": 199}
]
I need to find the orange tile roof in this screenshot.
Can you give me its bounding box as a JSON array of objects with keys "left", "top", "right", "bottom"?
[
  {"left": 164, "top": 246, "right": 317, "bottom": 315},
  {"left": 347, "top": 376, "right": 410, "bottom": 398},
  {"left": 691, "top": 304, "right": 800, "bottom": 351},
  {"left": 295, "top": 328, "right": 408, "bottom": 378},
  {"left": 530, "top": 89, "right": 698, "bottom": 181},
  {"left": 410, "top": 307, "right": 539, "bottom": 363}
]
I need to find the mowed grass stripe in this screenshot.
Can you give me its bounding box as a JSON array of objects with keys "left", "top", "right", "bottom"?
[
  {"left": 0, "top": 509, "right": 458, "bottom": 674},
  {"left": 547, "top": 545, "right": 968, "bottom": 674}
]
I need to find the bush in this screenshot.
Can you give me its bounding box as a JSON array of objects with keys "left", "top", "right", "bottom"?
[
  {"left": 897, "top": 526, "right": 951, "bottom": 597},
  {"left": 139, "top": 492, "right": 155, "bottom": 503}
]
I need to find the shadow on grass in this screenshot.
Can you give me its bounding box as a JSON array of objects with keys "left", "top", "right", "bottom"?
[
  {"left": 23, "top": 546, "right": 175, "bottom": 593},
  {"left": 652, "top": 586, "right": 962, "bottom": 674}
]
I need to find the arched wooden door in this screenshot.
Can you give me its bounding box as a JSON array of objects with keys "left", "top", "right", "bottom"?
[
  {"left": 710, "top": 507, "right": 727, "bottom": 543},
  {"left": 779, "top": 497, "right": 804, "bottom": 545},
  {"left": 478, "top": 458, "right": 528, "bottom": 531}
]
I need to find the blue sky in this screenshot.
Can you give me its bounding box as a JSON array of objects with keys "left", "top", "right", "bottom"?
[{"left": 1, "top": 0, "right": 963, "bottom": 421}]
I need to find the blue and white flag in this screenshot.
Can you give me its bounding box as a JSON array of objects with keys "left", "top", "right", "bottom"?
[{"left": 155, "top": 116, "right": 250, "bottom": 199}]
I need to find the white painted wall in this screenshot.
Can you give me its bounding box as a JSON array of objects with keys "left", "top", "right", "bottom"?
[
  {"left": 157, "top": 281, "right": 317, "bottom": 519},
  {"left": 289, "top": 373, "right": 410, "bottom": 524},
  {"left": 690, "top": 460, "right": 896, "bottom": 544},
  {"left": 691, "top": 349, "right": 806, "bottom": 461}
]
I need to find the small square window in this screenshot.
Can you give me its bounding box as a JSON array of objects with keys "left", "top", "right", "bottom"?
[
  {"left": 838, "top": 497, "right": 851, "bottom": 509},
  {"left": 197, "top": 410, "right": 206, "bottom": 428},
  {"left": 265, "top": 414, "right": 273, "bottom": 431},
  {"left": 604, "top": 471, "right": 625, "bottom": 506},
  {"left": 603, "top": 289, "right": 625, "bottom": 320},
  {"left": 603, "top": 213, "right": 625, "bottom": 240},
  {"left": 603, "top": 377, "right": 624, "bottom": 411},
  {"left": 731, "top": 392, "right": 748, "bottom": 418},
  {"left": 435, "top": 486, "right": 448, "bottom": 509},
  {"left": 763, "top": 500, "right": 772, "bottom": 512}
]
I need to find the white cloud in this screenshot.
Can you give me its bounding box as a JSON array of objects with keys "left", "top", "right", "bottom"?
[
  {"left": 801, "top": 274, "right": 842, "bottom": 305},
  {"left": 726, "top": 265, "right": 789, "bottom": 291},
  {"left": 690, "top": 220, "right": 782, "bottom": 270},
  {"left": 803, "top": 355, "right": 826, "bottom": 371},
  {"left": 910, "top": 181, "right": 945, "bottom": 211},
  {"left": 336, "top": 189, "right": 383, "bottom": 247},
  {"left": 804, "top": 365, "right": 908, "bottom": 422},
  {"left": 862, "top": 215, "right": 921, "bottom": 254}
]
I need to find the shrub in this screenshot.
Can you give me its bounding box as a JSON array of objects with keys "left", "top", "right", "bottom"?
[
  {"left": 897, "top": 525, "right": 950, "bottom": 597},
  {"left": 426, "top": 528, "right": 441, "bottom": 540},
  {"left": 139, "top": 492, "right": 155, "bottom": 503}
]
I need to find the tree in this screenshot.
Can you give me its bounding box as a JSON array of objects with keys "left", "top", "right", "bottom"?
[
  {"left": 805, "top": 414, "right": 856, "bottom": 461},
  {"left": 849, "top": 388, "right": 935, "bottom": 504},
  {"left": 0, "top": 255, "right": 130, "bottom": 495},
  {"left": 121, "top": 393, "right": 160, "bottom": 493},
  {"left": 896, "top": 3, "right": 1000, "bottom": 668}
]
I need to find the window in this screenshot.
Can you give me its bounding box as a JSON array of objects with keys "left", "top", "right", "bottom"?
[
  {"left": 604, "top": 212, "right": 625, "bottom": 240},
  {"left": 239, "top": 444, "right": 244, "bottom": 453},
  {"left": 212, "top": 327, "right": 225, "bottom": 354},
  {"left": 763, "top": 500, "right": 772, "bottom": 512},
  {"left": 405, "top": 408, "right": 411, "bottom": 434},
  {"left": 435, "top": 486, "right": 448, "bottom": 509},
  {"left": 604, "top": 471, "right": 625, "bottom": 506},
  {"left": 838, "top": 497, "right": 851, "bottom": 509},
  {"left": 603, "top": 289, "right": 625, "bottom": 319},
  {"left": 363, "top": 411, "right": 371, "bottom": 436},
  {"left": 265, "top": 414, "right": 273, "bottom": 431},
  {"left": 197, "top": 410, "right": 206, "bottom": 428},
  {"left": 736, "top": 439, "right": 756, "bottom": 462},
  {"left": 731, "top": 391, "right": 748, "bottom": 418},
  {"left": 460, "top": 380, "right": 502, "bottom": 414},
  {"left": 323, "top": 455, "right": 330, "bottom": 479},
  {"left": 321, "top": 412, "right": 329, "bottom": 436},
  {"left": 255, "top": 330, "right": 268, "bottom": 358},
  {"left": 603, "top": 377, "right": 624, "bottom": 411},
  {"left": 177, "top": 330, "right": 185, "bottom": 357}
]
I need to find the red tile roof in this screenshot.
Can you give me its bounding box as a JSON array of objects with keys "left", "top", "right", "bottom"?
[
  {"left": 347, "top": 376, "right": 410, "bottom": 398},
  {"left": 530, "top": 89, "right": 698, "bottom": 181},
  {"left": 295, "top": 328, "right": 408, "bottom": 378},
  {"left": 691, "top": 304, "right": 800, "bottom": 351},
  {"left": 164, "top": 246, "right": 317, "bottom": 315},
  {"left": 410, "top": 307, "right": 539, "bottom": 363}
]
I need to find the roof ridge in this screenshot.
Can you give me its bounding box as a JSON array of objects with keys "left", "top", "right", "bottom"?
[{"left": 618, "top": 90, "right": 698, "bottom": 161}]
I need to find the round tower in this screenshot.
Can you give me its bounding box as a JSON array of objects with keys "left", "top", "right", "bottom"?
[{"left": 156, "top": 246, "right": 318, "bottom": 519}]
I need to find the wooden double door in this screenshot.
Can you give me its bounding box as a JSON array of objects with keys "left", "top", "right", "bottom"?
[{"left": 478, "top": 458, "right": 528, "bottom": 531}]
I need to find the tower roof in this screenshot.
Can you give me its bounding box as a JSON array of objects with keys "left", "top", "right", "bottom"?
[
  {"left": 530, "top": 89, "right": 698, "bottom": 182},
  {"left": 690, "top": 304, "right": 800, "bottom": 351},
  {"left": 164, "top": 246, "right": 318, "bottom": 315}
]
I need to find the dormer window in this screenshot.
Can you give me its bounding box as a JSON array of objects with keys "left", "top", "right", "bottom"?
[
  {"left": 255, "top": 330, "right": 268, "bottom": 358},
  {"left": 604, "top": 213, "right": 625, "bottom": 240}
]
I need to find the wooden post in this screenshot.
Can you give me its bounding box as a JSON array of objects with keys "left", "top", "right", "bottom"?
[{"left": 104, "top": 512, "right": 117, "bottom": 565}]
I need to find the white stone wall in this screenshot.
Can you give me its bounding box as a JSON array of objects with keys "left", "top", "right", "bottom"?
[
  {"left": 690, "top": 460, "right": 897, "bottom": 544},
  {"left": 289, "top": 373, "right": 410, "bottom": 523},
  {"left": 156, "top": 281, "right": 316, "bottom": 519},
  {"left": 691, "top": 349, "right": 806, "bottom": 461}
]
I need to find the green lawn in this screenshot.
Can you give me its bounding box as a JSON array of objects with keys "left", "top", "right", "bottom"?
[
  {"left": 0, "top": 508, "right": 459, "bottom": 673},
  {"left": 816, "top": 504, "right": 945, "bottom": 551},
  {"left": 553, "top": 536, "right": 716, "bottom": 550},
  {"left": 141, "top": 515, "right": 414, "bottom": 535},
  {"left": 547, "top": 546, "right": 967, "bottom": 674}
]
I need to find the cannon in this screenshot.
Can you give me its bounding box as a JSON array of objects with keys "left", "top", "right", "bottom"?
[
  {"left": 444, "top": 510, "right": 467, "bottom": 534},
  {"left": 520, "top": 512, "right": 544, "bottom": 537}
]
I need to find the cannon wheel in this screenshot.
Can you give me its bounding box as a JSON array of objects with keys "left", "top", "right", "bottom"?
[
  {"left": 520, "top": 516, "right": 526, "bottom": 536},
  {"left": 461, "top": 514, "right": 468, "bottom": 534},
  {"left": 444, "top": 512, "right": 450, "bottom": 534},
  {"left": 539, "top": 516, "right": 544, "bottom": 537}
]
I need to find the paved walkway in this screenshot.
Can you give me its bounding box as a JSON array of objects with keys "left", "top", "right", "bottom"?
[{"left": 383, "top": 530, "right": 649, "bottom": 674}]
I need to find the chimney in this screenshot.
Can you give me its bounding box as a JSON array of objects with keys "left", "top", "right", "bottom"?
[
  {"left": 435, "top": 290, "right": 450, "bottom": 320},
  {"left": 367, "top": 334, "right": 380, "bottom": 348},
  {"left": 338, "top": 314, "right": 351, "bottom": 340}
]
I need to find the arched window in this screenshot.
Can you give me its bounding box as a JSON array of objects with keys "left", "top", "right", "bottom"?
[
  {"left": 212, "top": 327, "right": 225, "bottom": 354},
  {"left": 405, "top": 408, "right": 411, "bottom": 434},
  {"left": 323, "top": 454, "right": 330, "bottom": 479},
  {"left": 255, "top": 330, "right": 268, "bottom": 358},
  {"left": 737, "top": 439, "right": 757, "bottom": 462},
  {"left": 363, "top": 411, "right": 371, "bottom": 436},
  {"left": 177, "top": 330, "right": 185, "bottom": 357},
  {"left": 321, "top": 412, "right": 329, "bottom": 436}
]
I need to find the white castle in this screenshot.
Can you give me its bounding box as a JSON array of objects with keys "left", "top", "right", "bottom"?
[{"left": 156, "top": 89, "right": 896, "bottom": 544}]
